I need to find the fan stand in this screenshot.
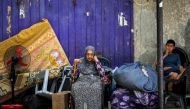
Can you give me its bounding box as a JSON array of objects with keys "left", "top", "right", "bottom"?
[
  {"left": 10, "top": 57, "right": 16, "bottom": 104},
  {"left": 1, "top": 57, "right": 23, "bottom": 109}
]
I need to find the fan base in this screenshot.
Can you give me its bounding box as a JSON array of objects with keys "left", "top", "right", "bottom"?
[{"left": 1, "top": 104, "right": 23, "bottom": 109}]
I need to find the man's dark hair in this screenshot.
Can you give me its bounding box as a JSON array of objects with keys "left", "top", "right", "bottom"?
[{"left": 166, "top": 39, "right": 175, "bottom": 46}]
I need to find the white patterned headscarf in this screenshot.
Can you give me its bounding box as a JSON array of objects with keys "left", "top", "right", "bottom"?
[
  {"left": 77, "top": 46, "right": 98, "bottom": 75},
  {"left": 85, "top": 45, "right": 95, "bottom": 55}
]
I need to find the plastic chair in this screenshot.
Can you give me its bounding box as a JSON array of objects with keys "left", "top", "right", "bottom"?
[
  {"left": 98, "top": 57, "right": 111, "bottom": 68},
  {"left": 98, "top": 57, "right": 113, "bottom": 107},
  {"left": 35, "top": 68, "right": 71, "bottom": 99}
]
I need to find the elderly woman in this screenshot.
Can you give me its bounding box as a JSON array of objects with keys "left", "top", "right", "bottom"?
[{"left": 71, "top": 46, "right": 107, "bottom": 109}]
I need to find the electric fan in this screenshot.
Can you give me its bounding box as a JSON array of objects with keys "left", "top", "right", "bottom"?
[{"left": 3, "top": 45, "right": 31, "bottom": 104}]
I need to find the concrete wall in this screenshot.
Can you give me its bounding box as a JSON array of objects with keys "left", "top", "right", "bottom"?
[{"left": 134, "top": 0, "right": 190, "bottom": 65}]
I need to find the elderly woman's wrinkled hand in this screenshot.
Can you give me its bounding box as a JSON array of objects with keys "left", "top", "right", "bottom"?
[
  {"left": 94, "top": 55, "right": 99, "bottom": 62},
  {"left": 101, "top": 75, "right": 110, "bottom": 85}
]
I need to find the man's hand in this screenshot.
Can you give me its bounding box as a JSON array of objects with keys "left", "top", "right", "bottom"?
[
  {"left": 163, "top": 50, "right": 169, "bottom": 59},
  {"left": 163, "top": 67, "right": 172, "bottom": 71},
  {"left": 165, "top": 50, "right": 169, "bottom": 55},
  {"left": 94, "top": 55, "right": 99, "bottom": 62},
  {"left": 74, "top": 59, "right": 81, "bottom": 64}
]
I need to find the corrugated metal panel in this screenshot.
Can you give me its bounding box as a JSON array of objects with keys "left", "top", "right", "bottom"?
[{"left": 0, "top": 0, "right": 133, "bottom": 67}]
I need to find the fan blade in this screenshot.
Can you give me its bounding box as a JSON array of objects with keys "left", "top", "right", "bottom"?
[
  {"left": 16, "top": 47, "right": 21, "bottom": 56},
  {"left": 7, "top": 59, "right": 13, "bottom": 65},
  {"left": 18, "top": 58, "right": 28, "bottom": 67}
]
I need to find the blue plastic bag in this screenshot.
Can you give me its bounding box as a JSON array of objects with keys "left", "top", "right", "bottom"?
[{"left": 113, "top": 62, "right": 158, "bottom": 92}]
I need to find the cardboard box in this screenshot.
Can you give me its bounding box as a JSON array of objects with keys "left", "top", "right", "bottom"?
[{"left": 52, "top": 91, "right": 71, "bottom": 109}]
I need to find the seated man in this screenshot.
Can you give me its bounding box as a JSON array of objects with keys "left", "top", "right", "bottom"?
[
  {"left": 163, "top": 39, "right": 185, "bottom": 91},
  {"left": 163, "top": 39, "right": 180, "bottom": 78},
  {"left": 71, "top": 46, "right": 108, "bottom": 109}
]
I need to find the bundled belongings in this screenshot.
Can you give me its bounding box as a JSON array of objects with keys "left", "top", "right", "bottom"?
[
  {"left": 111, "top": 62, "right": 158, "bottom": 109},
  {"left": 113, "top": 62, "right": 158, "bottom": 92},
  {"left": 111, "top": 88, "right": 158, "bottom": 109}
]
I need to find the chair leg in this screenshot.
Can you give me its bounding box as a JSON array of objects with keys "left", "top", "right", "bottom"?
[
  {"left": 84, "top": 102, "right": 87, "bottom": 109},
  {"left": 179, "top": 96, "right": 187, "bottom": 109},
  {"left": 164, "top": 95, "right": 170, "bottom": 104},
  {"left": 108, "top": 101, "right": 111, "bottom": 109}
]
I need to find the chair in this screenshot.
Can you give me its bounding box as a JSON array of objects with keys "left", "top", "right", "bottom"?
[
  {"left": 35, "top": 68, "right": 71, "bottom": 99},
  {"left": 98, "top": 57, "right": 112, "bottom": 106},
  {"left": 98, "top": 57, "right": 111, "bottom": 68},
  {"left": 165, "top": 47, "right": 190, "bottom": 109}
]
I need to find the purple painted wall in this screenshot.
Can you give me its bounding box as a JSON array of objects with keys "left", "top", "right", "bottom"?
[{"left": 0, "top": 0, "right": 134, "bottom": 67}]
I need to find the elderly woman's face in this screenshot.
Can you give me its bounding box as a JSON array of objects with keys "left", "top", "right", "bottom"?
[{"left": 86, "top": 50, "right": 94, "bottom": 62}]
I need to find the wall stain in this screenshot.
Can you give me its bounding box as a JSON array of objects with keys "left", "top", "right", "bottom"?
[
  {"left": 134, "top": 0, "right": 190, "bottom": 65},
  {"left": 6, "top": 5, "right": 11, "bottom": 37}
]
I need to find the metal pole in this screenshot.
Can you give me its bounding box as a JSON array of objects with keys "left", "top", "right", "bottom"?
[{"left": 156, "top": 0, "right": 164, "bottom": 109}]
